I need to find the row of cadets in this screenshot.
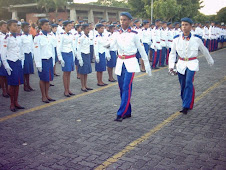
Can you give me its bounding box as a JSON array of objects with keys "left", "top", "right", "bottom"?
[
  {"left": 94, "top": 23, "right": 110, "bottom": 86},
  {"left": 21, "top": 22, "right": 35, "bottom": 92},
  {"left": 107, "top": 12, "right": 152, "bottom": 122},
  {"left": 57, "top": 20, "right": 76, "bottom": 97},
  {"left": 50, "top": 23, "right": 60, "bottom": 76},
  {"left": 168, "top": 17, "right": 214, "bottom": 115},
  {"left": 74, "top": 24, "right": 82, "bottom": 79},
  {"left": 141, "top": 20, "right": 152, "bottom": 72},
  {"left": 159, "top": 21, "right": 168, "bottom": 67},
  {"left": 151, "top": 19, "right": 162, "bottom": 69},
  {"left": 166, "top": 22, "right": 174, "bottom": 65},
  {"left": 106, "top": 24, "right": 117, "bottom": 82},
  {"left": 0, "top": 20, "right": 9, "bottom": 98},
  {"left": 34, "top": 19, "right": 56, "bottom": 103},
  {"left": 77, "top": 24, "right": 93, "bottom": 92},
  {"left": 1, "top": 20, "right": 25, "bottom": 112}
]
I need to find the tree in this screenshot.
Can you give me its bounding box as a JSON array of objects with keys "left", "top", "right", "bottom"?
[
  {"left": 145, "top": 0, "right": 181, "bottom": 21},
  {"left": 128, "top": 0, "right": 147, "bottom": 18},
  {"left": 216, "top": 7, "right": 226, "bottom": 23},
  {"left": 52, "top": 0, "right": 68, "bottom": 20},
  {"left": 193, "top": 11, "right": 209, "bottom": 23},
  {"left": 91, "top": 0, "right": 129, "bottom": 8}
]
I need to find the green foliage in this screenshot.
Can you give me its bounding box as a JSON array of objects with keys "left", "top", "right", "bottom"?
[
  {"left": 216, "top": 7, "right": 226, "bottom": 23},
  {"left": 193, "top": 11, "right": 209, "bottom": 23},
  {"left": 91, "top": 0, "right": 129, "bottom": 8}
]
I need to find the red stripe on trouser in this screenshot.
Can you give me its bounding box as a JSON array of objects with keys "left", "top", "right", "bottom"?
[
  {"left": 153, "top": 51, "right": 157, "bottom": 68},
  {"left": 204, "top": 40, "right": 206, "bottom": 46},
  {"left": 166, "top": 49, "right": 169, "bottom": 65},
  {"left": 209, "top": 40, "right": 211, "bottom": 51},
  {"left": 159, "top": 50, "right": 162, "bottom": 66},
  {"left": 121, "top": 73, "right": 135, "bottom": 117},
  {"left": 189, "top": 73, "right": 196, "bottom": 109}
]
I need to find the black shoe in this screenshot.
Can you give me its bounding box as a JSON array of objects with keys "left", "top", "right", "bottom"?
[
  {"left": 97, "top": 84, "right": 105, "bottom": 86},
  {"left": 86, "top": 88, "right": 93, "bottom": 90},
  {"left": 154, "top": 67, "right": 160, "bottom": 69},
  {"left": 48, "top": 98, "right": 56, "bottom": 102},
  {"left": 69, "top": 92, "right": 75, "bottom": 96},
  {"left": 103, "top": 83, "right": 108, "bottom": 86},
  {"left": 114, "top": 116, "right": 123, "bottom": 122},
  {"left": 10, "top": 107, "right": 17, "bottom": 112},
  {"left": 108, "top": 79, "right": 117, "bottom": 82},
  {"left": 180, "top": 108, "right": 189, "bottom": 114},
  {"left": 54, "top": 73, "right": 60, "bottom": 76},
  {"left": 141, "top": 70, "right": 146, "bottom": 72},
  {"left": 123, "top": 114, "right": 131, "bottom": 119},
  {"left": 77, "top": 77, "right": 80, "bottom": 79},
  {"left": 81, "top": 88, "right": 88, "bottom": 92},
  {"left": 64, "top": 93, "right": 71, "bottom": 97},
  {"left": 15, "top": 105, "right": 25, "bottom": 109},
  {"left": 50, "top": 84, "right": 54, "bottom": 86},
  {"left": 42, "top": 100, "right": 50, "bottom": 103},
  {"left": 2, "top": 94, "right": 10, "bottom": 98}
]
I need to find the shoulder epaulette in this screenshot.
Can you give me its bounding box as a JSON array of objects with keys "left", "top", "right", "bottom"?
[
  {"left": 4, "top": 34, "right": 9, "bottom": 39},
  {"left": 131, "top": 30, "right": 138, "bottom": 34},
  {"left": 173, "top": 35, "right": 179, "bottom": 39},
  {"left": 96, "top": 35, "right": 99, "bottom": 37},
  {"left": 194, "top": 34, "right": 202, "bottom": 40}
]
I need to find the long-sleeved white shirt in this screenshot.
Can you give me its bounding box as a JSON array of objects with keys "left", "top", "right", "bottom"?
[
  {"left": 169, "top": 33, "right": 214, "bottom": 75},
  {"left": 21, "top": 32, "right": 34, "bottom": 54}
]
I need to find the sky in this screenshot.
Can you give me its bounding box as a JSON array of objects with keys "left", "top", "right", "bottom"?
[{"left": 73, "top": 0, "right": 226, "bottom": 15}]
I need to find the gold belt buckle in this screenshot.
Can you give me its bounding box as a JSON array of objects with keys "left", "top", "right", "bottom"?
[
  {"left": 121, "top": 55, "right": 125, "bottom": 59},
  {"left": 184, "top": 57, "right": 189, "bottom": 61}
]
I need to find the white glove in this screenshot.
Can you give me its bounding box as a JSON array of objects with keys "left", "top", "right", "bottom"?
[
  {"left": 168, "top": 68, "right": 177, "bottom": 76},
  {"left": 0, "top": 60, "right": 1, "bottom": 67},
  {"left": 6, "top": 67, "right": 12, "bottom": 76},
  {"left": 60, "top": 60, "right": 65, "bottom": 67},
  {"left": 209, "top": 60, "right": 214, "bottom": 66},
  {"left": 37, "top": 67, "right": 42, "bottom": 72},
  {"left": 79, "top": 59, "right": 83, "bottom": 67},
  {"left": 95, "top": 56, "right": 100, "bottom": 63},
  {"left": 146, "top": 69, "right": 152, "bottom": 76},
  {"left": 106, "top": 54, "right": 111, "bottom": 61}
]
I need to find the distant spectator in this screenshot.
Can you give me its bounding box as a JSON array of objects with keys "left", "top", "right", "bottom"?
[{"left": 29, "top": 23, "right": 37, "bottom": 38}]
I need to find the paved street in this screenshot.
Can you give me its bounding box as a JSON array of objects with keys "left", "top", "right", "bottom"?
[{"left": 0, "top": 48, "right": 226, "bottom": 170}]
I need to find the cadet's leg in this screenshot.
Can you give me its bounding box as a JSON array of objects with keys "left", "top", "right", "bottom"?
[
  {"left": 152, "top": 49, "right": 157, "bottom": 68},
  {"left": 107, "top": 67, "right": 113, "bottom": 81},
  {"left": 9, "top": 85, "right": 16, "bottom": 111},
  {"left": 63, "top": 72, "right": 68, "bottom": 95},
  {"left": 14, "top": 85, "right": 24, "bottom": 109},
  {"left": 161, "top": 47, "right": 166, "bottom": 66},
  {"left": 40, "top": 80, "right": 47, "bottom": 101},
  {"left": 80, "top": 74, "right": 86, "bottom": 90},
  {"left": 183, "top": 69, "right": 195, "bottom": 109},
  {"left": 67, "top": 71, "right": 71, "bottom": 93},
  {"left": 0, "top": 76, "right": 8, "bottom": 97},
  {"left": 96, "top": 72, "right": 101, "bottom": 84},
  {"left": 84, "top": 74, "right": 89, "bottom": 89},
  {"left": 178, "top": 72, "right": 186, "bottom": 102},
  {"left": 24, "top": 74, "right": 29, "bottom": 91}
]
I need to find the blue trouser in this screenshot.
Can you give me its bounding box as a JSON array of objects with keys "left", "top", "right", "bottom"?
[
  {"left": 152, "top": 49, "right": 161, "bottom": 68},
  {"left": 178, "top": 68, "right": 196, "bottom": 109},
  {"left": 160, "top": 47, "right": 166, "bottom": 66},
  {"left": 117, "top": 64, "right": 135, "bottom": 117},
  {"left": 204, "top": 39, "right": 209, "bottom": 49},
  {"left": 166, "top": 48, "right": 171, "bottom": 65},
  {"left": 143, "top": 43, "right": 149, "bottom": 55},
  {"left": 90, "top": 45, "right": 94, "bottom": 62}
]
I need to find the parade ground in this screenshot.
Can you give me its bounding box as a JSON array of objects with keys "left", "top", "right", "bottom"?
[{"left": 0, "top": 48, "right": 226, "bottom": 169}]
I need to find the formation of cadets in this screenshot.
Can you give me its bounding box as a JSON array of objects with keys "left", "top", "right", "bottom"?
[{"left": 0, "top": 17, "right": 225, "bottom": 112}]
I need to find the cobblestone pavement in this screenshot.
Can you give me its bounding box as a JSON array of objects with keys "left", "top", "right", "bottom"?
[{"left": 0, "top": 49, "right": 226, "bottom": 170}]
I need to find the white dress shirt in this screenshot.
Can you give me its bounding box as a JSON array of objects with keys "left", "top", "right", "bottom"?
[
  {"left": 151, "top": 26, "right": 162, "bottom": 50},
  {"left": 77, "top": 34, "right": 90, "bottom": 55},
  {"left": 94, "top": 33, "right": 109, "bottom": 58},
  {"left": 21, "top": 32, "right": 34, "bottom": 54},
  {"left": 142, "top": 28, "right": 152, "bottom": 45},
  {"left": 169, "top": 33, "right": 214, "bottom": 75},
  {"left": 109, "top": 27, "right": 151, "bottom": 76},
  {"left": 33, "top": 31, "right": 55, "bottom": 68},
  {"left": 167, "top": 28, "right": 174, "bottom": 49},
  {"left": 160, "top": 28, "right": 168, "bottom": 47},
  {"left": 1, "top": 32, "right": 24, "bottom": 69},
  {"left": 203, "top": 26, "right": 209, "bottom": 40}
]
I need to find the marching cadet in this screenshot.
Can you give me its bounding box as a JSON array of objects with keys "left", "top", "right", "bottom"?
[
  {"left": 57, "top": 19, "right": 63, "bottom": 35},
  {"left": 160, "top": 21, "right": 168, "bottom": 67},
  {"left": 203, "top": 22, "right": 210, "bottom": 49},
  {"left": 50, "top": 24, "right": 60, "bottom": 76},
  {"left": 106, "top": 25, "right": 117, "bottom": 82},
  {"left": 74, "top": 24, "right": 82, "bottom": 79},
  {"left": 88, "top": 23, "right": 96, "bottom": 63},
  {"left": 108, "top": 12, "right": 152, "bottom": 122},
  {"left": 166, "top": 22, "right": 173, "bottom": 65},
  {"left": 151, "top": 19, "right": 162, "bottom": 69},
  {"left": 1, "top": 20, "right": 25, "bottom": 112},
  {"left": 168, "top": 18, "right": 214, "bottom": 114},
  {"left": 141, "top": 20, "right": 152, "bottom": 71},
  {"left": 194, "top": 23, "right": 203, "bottom": 37},
  {"left": 94, "top": 23, "right": 109, "bottom": 86},
  {"left": 34, "top": 19, "right": 55, "bottom": 103},
  {"left": 57, "top": 20, "right": 76, "bottom": 97},
  {"left": 0, "top": 20, "right": 9, "bottom": 98},
  {"left": 209, "top": 21, "right": 216, "bottom": 52},
  {"left": 21, "top": 22, "right": 35, "bottom": 92},
  {"left": 77, "top": 24, "right": 93, "bottom": 92},
  {"left": 173, "top": 22, "right": 181, "bottom": 37}
]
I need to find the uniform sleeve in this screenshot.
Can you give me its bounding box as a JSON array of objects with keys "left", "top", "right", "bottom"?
[
  {"left": 1, "top": 36, "right": 10, "bottom": 69},
  {"left": 198, "top": 38, "right": 214, "bottom": 65},
  {"left": 94, "top": 36, "right": 99, "bottom": 58},
  {"left": 20, "top": 37, "right": 25, "bottom": 67},
  {"left": 134, "top": 33, "right": 151, "bottom": 71},
  {"left": 33, "top": 36, "right": 42, "bottom": 68},
  {"left": 57, "top": 34, "right": 63, "bottom": 61},
  {"left": 168, "top": 38, "right": 177, "bottom": 69},
  {"left": 76, "top": 36, "right": 83, "bottom": 60}
]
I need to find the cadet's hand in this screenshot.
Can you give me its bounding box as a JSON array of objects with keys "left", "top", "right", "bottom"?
[
  {"left": 79, "top": 59, "right": 83, "bottom": 67},
  {"left": 6, "top": 67, "right": 12, "bottom": 76},
  {"left": 209, "top": 60, "right": 214, "bottom": 66},
  {"left": 106, "top": 55, "right": 111, "bottom": 61},
  {"left": 60, "top": 60, "right": 65, "bottom": 67},
  {"left": 0, "top": 60, "right": 1, "bottom": 67},
  {"left": 37, "top": 67, "right": 42, "bottom": 72},
  {"left": 168, "top": 68, "right": 177, "bottom": 75},
  {"left": 146, "top": 69, "right": 152, "bottom": 76},
  {"left": 95, "top": 56, "right": 100, "bottom": 63}
]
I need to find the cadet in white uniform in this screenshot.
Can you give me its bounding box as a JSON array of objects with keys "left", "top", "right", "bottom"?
[
  {"left": 21, "top": 22, "right": 34, "bottom": 92},
  {"left": 166, "top": 22, "right": 173, "bottom": 65},
  {"left": 88, "top": 23, "right": 96, "bottom": 63},
  {"left": 108, "top": 12, "right": 152, "bottom": 122},
  {"left": 1, "top": 20, "right": 25, "bottom": 112},
  {"left": 203, "top": 22, "right": 210, "bottom": 50},
  {"left": 160, "top": 21, "right": 168, "bottom": 67},
  {"left": 74, "top": 24, "right": 82, "bottom": 79},
  {"left": 34, "top": 19, "right": 55, "bottom": 103},
  {"left": 0, "top": 20, "right": 9, "bottom": 98},
  {"left": 168, "top": 18, "right": 214, "bottom": 114},
  {"left": 57, "top": 20, "right": 76, "bottom": 97},
  {"left": 77, "top": 24, "right": 93, "bottom": 92}
]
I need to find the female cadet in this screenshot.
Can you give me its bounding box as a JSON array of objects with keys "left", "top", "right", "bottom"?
[
  {"left": 0, "top": 20, "right": 9, "bottom": 98},
  {"left": 74, "top": 24, "right": 82, "bottom": 79},
  {"left": 34, "top": 19, "right": 55, "bottom": 103},
  {"left": 94, "top": 23, "right": 109, "bottom": 86},
  {"left": 57, "top": 21, "right": 76, "bottom": 97},
  {"left": 21, "top": 22, "right": 35, "bottom": 92},
  {"left": 77, "top": 24, "right": 93, "bottom": 92},
  {"left": 1, "top": 20, "right": 25, "bottom": 112}
]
